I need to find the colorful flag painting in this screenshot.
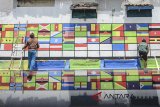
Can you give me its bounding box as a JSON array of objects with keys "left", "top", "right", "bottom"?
[
  {"left": 88, "top": 76, "right": 100, "bottom": 82},
  {"left": 1, "top": 31, "right": 14, "bottom": 37},
  {"left": 75, "top": 31, "right": 87, "bottom": 37},
  {"left": 100, "top": 37, "right": 112, "bottom": 44},
  {"left": 75, "top": 44, "right": 87, "bottom": 50},
  {"left": 125, "top": 37, "right": 137, "bottom": 43},
  {"left": 38, "top": 44, "right": 49, "bottom": 51},
  {"left": 99, "top": 31, "right": 111, "bottom": 37},
  {"left": 50, "top": 44, "right": 62, "bottom": 51},
  {"left": 24, "top": 83, "right": 36, "bottom": 90},
  {"left": 2, "top": 24, "right": 14, "bottom": 31},
  {"left": 62, "top": 77, "right": 74, "bottom": 82},
  {"left": 137, "top": 31, "right": 149, "bottom": 36},
  {"left": 39, "top": 24, "right": 50, "bottom": 31},
  {"left": 63, "top": 37, "right": 75, "bottom": 44},
  {"left": 62, "top": 82, "right": 74, "bottom": 90},
  {"left": 75, "top": 76, "right": 88, "bottom": 82},
  {"left": 38, "top": 31, "right": 50, "bottom": 38},
  {"left": 149, "top": 37, "right": 160, "bottom": 44},
  {"left": 36, "top": 76, "right": 48, "bottom": 82},
  {"left": 101, "top": 82, "right": 113, "bottom": 90},
  {"left": 114, "top": 82, "right": 126, "bottom": 90},
  {"left": 88, "top": 82, "right": 100, "bottom": 90},
  {"left": 38, "top": 38, "right": 50, "bottom": 44},
  {"left": 62, "top": 71, "right": 74, "bottom": 76},
  {"left": 0, "top": 76, "right": 10, "bottom": 83},
  {"left": 74, "top": 82, "right": 87, "bottom": 90},
  {"left": 88, "top": 37, "right": 99, "bottom": 44},
  {"left": 140, "top": 82, "right": 152, "bottom": 89},
  {"left": 49, "top": 82, "right": 61, "bottom": 90},
  {"left": 51, "top": 31, "right": 62, "bottom": 37},
  {"left": 88, "top": 70, "right": 100, "bottom": 76},
  {"left": 137, "top": 37, "right": 149, "bottom": 43},
  {"left": 49, "top": 76, "right": 61, "bottom": 82},
  {"left": 100, "top": 24, "right": 111, "bottom": 31},
  {"left": 63, "top": 44, "right": 74, "bottom": 51},
  {"left": 124, "top": 24, "right": 136, "bottom": 31},
  {"left": 91, "top": 24, "right": 99, "bottom": 31},
  {"left": 50, "top": 38, "right": 62, "bottom": 44},
  {"left": 149, "top": 31, "right": 160, "bottom": 36},
  {"left": 139, "top": 76, "right": 152, "bottom": 82},
  {"left": 51, "top": 24, "right": 62, "bottom": 31},
  {"left": 88, "top": 31, "right": 99, "bottom": 37},
  {"left": 112, "top": 24, "right": 124, "bottom": 31},
  {"left": 63, "top": 24, "right": 74, "bottom": 31},
  {"left": 36, "top": 82, "right": 48, "bottom": 90},
  {"left": 27, "top": 31, "right": 38, "bottom": 37},
  {"left": 63, "top": 31, "right": 74, "bottom": 37},
  {"left": 126, "top": 76, "right": 139, "bottom": 81},
  {"left": 112, "top": 37, "right": 124, "bottom": 43},
  {"left": 14, "top": 24, "right": 27, "bottom": 31},
  {"left": 0, "top": 44, "right": 13, "bottom": 50},
  {"left": 0, "top": 83, "right": 9, "bottom": 90},
  {"left": 149, "top": 24, "right": 160, "bottom": 30},
  {"left": 124, "top": 31, "right": 137, "bottom": 37},
  {"left": 27, "top": 24, "right": 39, "bottom": 31},
  {"left": 75, "top": 37, "right": 87, "bottom": 43},
  {"left": 136, "top": 24, "right": 149, "bottom": 31},
  {"left": 75, "top": 24, "right": 88, "bottom": 31},
  {"left": 112, "top": 31, "right": 124, "bottom": 37},
  {"left": 114, "top": 76, "right": 126, "bottom": 81},
  {"left": 14, "top": 31, "right": 26, "bottom": 37},
  {"left": 127, "top": 82, "right": 140, "bottom": 89}
]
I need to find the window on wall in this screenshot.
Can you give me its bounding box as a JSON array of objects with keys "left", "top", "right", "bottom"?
[{"left": 17, "top": 0, "right": 55, "bottom": 7}]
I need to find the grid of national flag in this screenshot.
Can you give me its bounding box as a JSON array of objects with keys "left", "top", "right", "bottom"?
[
  {"left": 0, "top": 23, "right": 160, "bottom": 57},
  {"left": 1, "top": 70, "right": 160, "bottom": 90}
]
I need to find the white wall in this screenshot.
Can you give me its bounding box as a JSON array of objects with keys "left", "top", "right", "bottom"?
[{"left": 0, "top": 0, "right": 160, "bottom": 24}]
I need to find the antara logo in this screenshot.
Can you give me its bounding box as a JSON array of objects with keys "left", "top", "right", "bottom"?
[{"left": 91, "top": 92, "right": 134, "bottom": 102}]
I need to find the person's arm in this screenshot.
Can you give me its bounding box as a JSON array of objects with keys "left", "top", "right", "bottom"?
[{"left": 22, "top": 42, "right": 28, "bottom": 50}]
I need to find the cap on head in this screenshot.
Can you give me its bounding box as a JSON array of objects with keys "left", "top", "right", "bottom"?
[
  {"left": 142, "top": 38, "right": 146, "bottom": 42},
  {"left": 30, "top": 33, "right": 35, "bottom": 38}
]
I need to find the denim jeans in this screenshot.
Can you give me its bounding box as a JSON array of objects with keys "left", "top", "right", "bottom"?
[{"left": 28, "top": 50, "right": 37, "bottom": 71}]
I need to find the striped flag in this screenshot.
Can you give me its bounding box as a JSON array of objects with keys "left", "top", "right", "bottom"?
[
  {"left": 149, "top": 24, "right": 160, "bottom": 30},
  {"left": 49, "top": 82, "right": 61, "bottom": 90},
  {"left": 2, "top": 24, "right": 14, "bottom": 31},
  {"left": 27, "top": 24, "right": 39, "bottom": 31},
  {"left": 139, "top": 76, "right": 152, "bottom": 82},
  {"left": 88, "top": 37, "right": 99, "bottom": 44},
  {"left": 0, "top": 83, "right": 9, "bottom": 90},
  {"left": 63, "top": 37, "right": 74, "bottom": 43},
  {"left": 50, "top": 44, "right": 62, "bottom": 51},
  {"left": 39, "top": 24, "right": 50, "bottom": 31},
  {"left": 62, "top": 82, "right": 74, "bottom": 90},
  {"left": 91, "top": 24, "right": 99, "bottom": 31},
  {"left": 63, "top": 31, "right": 74, "bottom": 37},
  {"left": 149, "top": 37, "right": 160, "bottom": 44},
  {"left": 137, "top": 31, "right": 149, "bottom": 36},
  {"left": 38, "top": 44, "right": 49, "bottom": 51},
  {"left": 38, "top": 38, "right": 50, "bottom": 44},
  {"left": 89, "top": 31, "right": 99, "bottom": 37},
  {"left": 62, "top": 77, "right": 74, "bottom": 82},
  {"left": 75, "top": 44, "right": 87, "bottom": 50},
  {"left": 75, "top": 37, "right": 87, "bottom": 44},
  {"left": 51, "top": 24, "right": 62, "bottom": 31},
  {"left": 112, "top": 37, "right": 124, "bottom": 43},
  {"left": 62, "top": 71, "right": 74, "bottom": 76},
  {"left": 38, "top": 31, "right": 50, "bottom": 37},
  {"left": 63, "top": 24, "right": 74, "bottom": 31}
]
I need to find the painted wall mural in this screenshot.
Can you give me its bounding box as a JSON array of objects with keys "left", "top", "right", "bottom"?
[
  {"left": 0, "top": 70, "right": 160, "bottom": 90},
  {"left": 0, "top": 23, "right": 160, "bottom": 57}
]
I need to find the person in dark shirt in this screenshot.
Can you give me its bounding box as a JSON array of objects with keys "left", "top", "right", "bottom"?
[{"left": 23, "top": 33, "right": 39, "bottom": 80}]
